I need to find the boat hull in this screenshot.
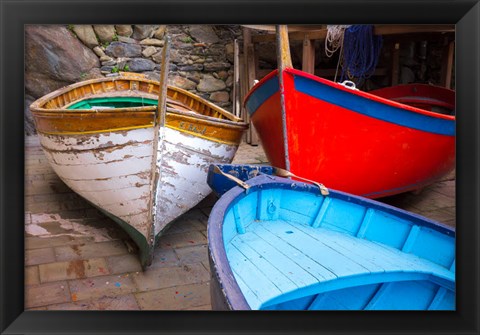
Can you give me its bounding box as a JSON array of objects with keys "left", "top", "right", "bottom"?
[
  {"left": 207, "top": 168, "right": 455, "bottom": 310},
  {"left": 30, "top": 75, "right": 247, "bottom": 267},
  {"left": 244, "top": 69, "right": 455, "bottom": 198}
]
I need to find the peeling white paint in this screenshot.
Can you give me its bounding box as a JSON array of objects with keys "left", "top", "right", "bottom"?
[
  {"left": 36, "top": 121, "right": 242, "bottom": 256},
  {"left": 38, "top": 128, "right": 155, "bottom": 239},
  {"left": 27, "top": 213, "right": 113, "bottom": 242},
  {"left": 153, "top": 127, "right": 239, "bottom": 235}
]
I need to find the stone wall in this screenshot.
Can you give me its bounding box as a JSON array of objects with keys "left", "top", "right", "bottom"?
[{"left": 25, "top": 24, "right": 241, "bottom": 135}]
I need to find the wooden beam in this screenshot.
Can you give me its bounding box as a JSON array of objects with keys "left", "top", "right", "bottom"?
[
  {"left": 243, "top": 27, "right": 259, "bottom": 145},
  {"left": 302, "top": 35, "right": 316, "bottom": 74},
  {"left": 242, "top": 25, "right": 324, "bottom": 32},
  {"left": 375, "top": 24, "right": 455, "bottom": 35},
  {"left": 252, "top": 24, "right": 455, "bottom": 43},
  {"left": 440, "top": 39, "right": 455, "bottom": 89}
]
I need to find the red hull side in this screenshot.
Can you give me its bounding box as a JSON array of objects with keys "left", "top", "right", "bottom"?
[
  {"left": 249, "top": 91, "right": 287, "bottom": 170},
  {"left": 247, "top": 69, "right": 455, "bottom": 198}
]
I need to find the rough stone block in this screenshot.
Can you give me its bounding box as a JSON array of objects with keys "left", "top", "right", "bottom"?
[
  {"left": 127, "top": 58, "right": 156, "bottom": 72},
  {"left": 139, "top": 38, "right": 164, "bottom": 47},
  {"left": 132, "top": 25, "right": 158, "bottom": 40},
  {"left": 169, "top": 76, "right": 197, "bottom": 91},
  {"left": 72, "top": 25, "right": 99, "bottom": 48},
  {"left": 188, "top": 25, "right": 219, "bottom": 44},
  {"left": 105, "top": 42, "right": 142, "bottom": 58},
  {"left": 142, "top": 46, "right": 157, "bottom": 58},
  {"left": 93, "top": 25, "right": 116, "bottom": 43},
  {"left": 197, "top": 77, "right": 226, "bottom": 92},
  {"left": 209, "top": 91, "right": 230, "bottom": 103},
  {"left": 115, "top": 25, "right": 133, "bottom": 37}
]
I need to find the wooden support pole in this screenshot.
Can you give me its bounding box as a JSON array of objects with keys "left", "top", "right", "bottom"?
[
  {"left": 242, "top": 27, "right": 259, "bottom": 145},
  {"left": 440, "top": 39, "right": 455, "bottom": 89},
  {"left": 232, "top": 39, "right": 241, "bottom": 118},
  {"left": 302, "top": 35, "right": 316, "bottom": 74},
  {"left": 391, "top": 42, "right": 400, "bottom": 86}
]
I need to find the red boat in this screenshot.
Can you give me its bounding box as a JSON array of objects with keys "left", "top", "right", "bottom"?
[{"left": 244, "top": 26, "right": 455, "bottom": 198}]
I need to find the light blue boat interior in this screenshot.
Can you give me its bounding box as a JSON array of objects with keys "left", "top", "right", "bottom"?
[{"left": 222, "top": 183, "right": 455, "bottom": 310}]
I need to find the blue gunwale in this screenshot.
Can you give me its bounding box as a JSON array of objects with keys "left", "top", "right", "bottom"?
[
  {"left": 244, "top": 73, "right": 279, "bottom": 116},
  {"left": 293, "top": 74, "right": 455, "bottom": 136},
  {"left": 243, "top": 68, "right": 455, "bottom": 136},
  {"left": 207, "top": 173, "right": 455, "bottom": 310}
]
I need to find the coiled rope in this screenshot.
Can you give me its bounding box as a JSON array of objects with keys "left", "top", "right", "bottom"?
[
  {"left": 325, "top": 25, "right": 350, "bottom": 58},
  {"left": 340, "top": 25, "right": 383, "bottom": 84},
  {"left": 325, "top": 25, "right": 350, "bottom": 82}
]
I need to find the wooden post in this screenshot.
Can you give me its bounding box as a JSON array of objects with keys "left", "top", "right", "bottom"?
[
  {"left": 391, "top": 42, "right": 400, "bottom": 86},
  {"left": 302, "top": 34, "right": 315, "bottom": 74},
  {"left": 239, "top": 58, "right": 248, "bottom": 142},
  {"left": 233, "top": 39, "right": 241, "bottom": 118},
  {"left": 243, "top": 27, "right": 259, "bottom": 145},
  {"left": 440, "top": 39, "right": 454, "bottom": 89}
]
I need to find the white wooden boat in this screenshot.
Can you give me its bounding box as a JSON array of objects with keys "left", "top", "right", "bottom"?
[{"left": 29, "top": 40, "right": 248, "bottom": 267}]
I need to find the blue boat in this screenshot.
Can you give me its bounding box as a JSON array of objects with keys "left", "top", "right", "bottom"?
[{"left": 207, "top": 164, "right": 456, "bottom": 310}]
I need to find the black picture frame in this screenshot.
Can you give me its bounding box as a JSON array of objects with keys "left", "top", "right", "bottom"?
[{"left": 1, "top": 0, "right": 479, "bottom": 334}]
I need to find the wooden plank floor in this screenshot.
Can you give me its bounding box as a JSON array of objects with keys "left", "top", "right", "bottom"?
[{"left": 228, "top": 219, "right": 454, "bottom": 309}]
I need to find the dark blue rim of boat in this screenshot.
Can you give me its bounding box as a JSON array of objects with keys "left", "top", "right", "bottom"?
[
  {"left": 207, "top": 174, "right": 455, "bottom": 310},
  {"left": 244, "top": 70, "right": 455, "bottom": 136}
]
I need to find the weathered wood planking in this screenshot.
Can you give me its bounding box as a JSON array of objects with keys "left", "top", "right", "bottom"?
[{"left": 39, "top": 128, "right": 155, "bottom": 239}]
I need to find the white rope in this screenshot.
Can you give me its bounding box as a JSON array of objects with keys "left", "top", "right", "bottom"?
[{"left": 325, "top": 25, "right": 350, "bottom": 58}]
